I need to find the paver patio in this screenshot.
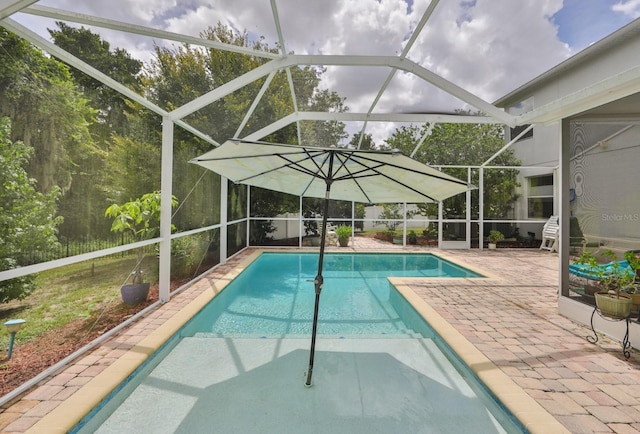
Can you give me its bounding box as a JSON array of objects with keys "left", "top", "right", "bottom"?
[{"left": 1, "top": 240, "right": 640, "bottom": 433}]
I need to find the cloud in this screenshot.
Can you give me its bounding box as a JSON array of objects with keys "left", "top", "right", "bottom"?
[
  {"left": 312, "top": 0, "right": 572, "bottom": 141},
  {"left": 9, "top": 0, "right": 621, "bottom": 144},
  {"left": 613, "top": 0, "right": 640, "bottom": 18},
  {"left": 135, "top": 0, "right": 573, "bottom": 142}
]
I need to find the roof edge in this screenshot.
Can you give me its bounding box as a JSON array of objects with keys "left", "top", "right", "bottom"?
[{"left": 494, "top": 17, "right": 640, "bottom": 108}]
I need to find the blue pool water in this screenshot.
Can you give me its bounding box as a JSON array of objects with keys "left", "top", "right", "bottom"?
[
  {"left": 183, "top": 252, "right": 480, "bottom": 338},
  {"left": 74, "top": 252, "right": 528, "bottom": 434}
]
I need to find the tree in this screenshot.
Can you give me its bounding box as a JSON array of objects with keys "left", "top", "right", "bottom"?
[
  {"left": 48, "top": 22, "right": 143, "bottom": 138},
  {"left": 49, "top": 23, "right": 145, "bottom": 239},
  {"left": 0, "top": 27, "right": 106, "bottom": 242},
  {"left": 299, "top": 88, "right": 349, "bottom": 147},
  {"left": 136, "top": 23, "right": 350, "bottom": 237},
  {"left": 382, "top": 118, "right": 521, "bottom": 219},
  {"left": 0, "top": 28, "right": 96, "bottom": 195},
  {"left": 348, "top": 132, "right": 377, "bottom": 150},
  {"left": 0, "top": 118, "right": 63, "bottom": 303},
  {"left": 105, "top": 191, "right": 178, "bottom": 284},
  {"left": 375, "top": 204, "right": 416, "bottom": 231}
]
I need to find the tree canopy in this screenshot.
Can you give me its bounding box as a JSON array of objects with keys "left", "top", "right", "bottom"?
[
  {"left": 0, "top": 118, "right": 63, "bottom": 303},
  {"left": 382, "top": 119, "right": 521, "bottom": 218},
  {"left": 0, "top": 21, "right": 524, "bottom": 289}
]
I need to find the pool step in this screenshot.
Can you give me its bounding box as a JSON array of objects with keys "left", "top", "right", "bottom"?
[{"left": 190, "top": 329, "right": 423, "bottom": 339}]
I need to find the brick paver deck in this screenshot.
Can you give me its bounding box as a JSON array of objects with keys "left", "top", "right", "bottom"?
[{"left": 2, "top": 240, "right": 640, "bottom": 433}]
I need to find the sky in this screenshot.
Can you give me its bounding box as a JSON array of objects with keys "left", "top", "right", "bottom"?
[{"left": 10, "top": 0, "right": 640, "bottom": 144}]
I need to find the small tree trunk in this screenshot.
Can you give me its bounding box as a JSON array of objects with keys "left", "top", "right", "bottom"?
[{"left": 132, "top": 248, "right": 144, "bottom": 284}]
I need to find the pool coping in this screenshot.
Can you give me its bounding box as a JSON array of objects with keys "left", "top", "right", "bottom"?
[
  {"left": 391, "top": 278, "right": 569, "bottom": 434},
  {"left": 25, "top": 249, "right": 568, "bottom": 433}
]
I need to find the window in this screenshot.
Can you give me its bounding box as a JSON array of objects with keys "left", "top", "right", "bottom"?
[
  {"left": 527, "top": 174, "right": 554, "bottom": 218},
  {"left": 510, "top": 124, "right": 533, "bottom": 141}
]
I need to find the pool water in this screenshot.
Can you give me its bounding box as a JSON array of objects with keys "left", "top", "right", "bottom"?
[
  {"left": 183, "top": 252, "right": 480, "bottom": 338},
  {"left": 74, "top": 252, "right": 528, "bottom": 434}
]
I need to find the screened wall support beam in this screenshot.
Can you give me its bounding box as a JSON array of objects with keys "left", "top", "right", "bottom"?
[
  {"left": 220, "top": 178, "right": 228, "bottom": 264},
  {"left": 0, "top": 0, "right": 37, "bottom": 19},
  {"left": 158, "top": 117, "right": 174, "bottom": 303},
  {"left": 479, "top": 167, "right": 485, "bottom": 250}
]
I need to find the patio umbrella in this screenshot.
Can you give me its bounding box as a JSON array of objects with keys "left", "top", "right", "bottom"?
[{"left": 191, "top": 139, "right": 472, "bottom": 386}]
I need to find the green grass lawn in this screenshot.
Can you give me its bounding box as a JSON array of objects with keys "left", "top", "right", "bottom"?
[{"left": 0, "top": 254, "right": 159, "bottom": 349}]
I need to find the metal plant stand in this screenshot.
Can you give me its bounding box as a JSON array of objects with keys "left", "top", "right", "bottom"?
[{"left": 587, "top": 307, "right": 631, "bottom": 359}]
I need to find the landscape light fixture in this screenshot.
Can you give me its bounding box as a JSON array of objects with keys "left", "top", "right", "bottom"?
[{"left": 4, "top": 319, "right": 26, "bottom": 360}]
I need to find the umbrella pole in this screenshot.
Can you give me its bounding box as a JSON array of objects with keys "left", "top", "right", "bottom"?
[{"left": 305, "top": 183, "right": 332, "bottom": 387}]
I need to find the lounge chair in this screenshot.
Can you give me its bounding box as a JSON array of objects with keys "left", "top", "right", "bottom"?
[
  {"left": 568, "top": 259, "right": 634, "bottom": 300},
  {"left": 539, "top": 215, "right": 559, "bottom": 252},
  {"left": 324, "top": 223, "right": 338, "bottom": 246},
  {"left": 569, "top": 215, "right": 601, "bottom": 253}
]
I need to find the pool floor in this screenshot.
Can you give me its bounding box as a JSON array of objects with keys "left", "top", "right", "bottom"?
[{"left": 90, "top": 338, "right": 513, "bottom": 434}]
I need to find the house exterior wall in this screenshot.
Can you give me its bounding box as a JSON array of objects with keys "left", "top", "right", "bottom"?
[
  {"left": 494, "top": 19, "right": 640, "bottom": 343},
  {"left": 499, "top": 22, "right": 640, "bottom": 239},
  {"left": 499, "top": 21, "right": 640, "bottom": 110}
]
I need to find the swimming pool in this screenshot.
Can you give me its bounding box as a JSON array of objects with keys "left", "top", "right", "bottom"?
[
  {"left": 183, "top": 252, "right": 480, "bottom": 338},
  {"left": 74, "top": 252, "right": 527, "bottom": 433}
]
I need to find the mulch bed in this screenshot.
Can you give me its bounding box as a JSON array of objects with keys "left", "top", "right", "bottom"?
[{"left": 0, "top": 281, "right": 187, "bottom": 398}]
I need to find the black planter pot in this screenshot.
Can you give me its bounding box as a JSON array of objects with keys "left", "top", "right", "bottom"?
[{"left": 120, "top": 282, "right": 150, "bottom": 305}]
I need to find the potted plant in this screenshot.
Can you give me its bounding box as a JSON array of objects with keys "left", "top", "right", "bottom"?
[
  {"left": 487, "top": 230, "right": 504, "bottom": 250},
  {"left": 577, "top": 249, "right": 634, "bottom": 318},
  {"left": 309, "top": 231, "right": 321, "bottom": 247},
  {"left": 105, "top": 191, "right": 178, "bottom": 305},
  {"left": 335, "top": 225, "right": 352, "bottom": 247},
  {"left": 622, "top": 250, "right": 640, "bottom": 313},
  {"left": 408, "top": 230, "right": 418, "bottom": 245}
]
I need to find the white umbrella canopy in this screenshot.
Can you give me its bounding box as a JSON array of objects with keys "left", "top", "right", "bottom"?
[
  {"left": 191, "top": 139, "right": 473, "bottom": 387},
  {"left": 191, "top": 140, "right": 471, "bottom": 204}
]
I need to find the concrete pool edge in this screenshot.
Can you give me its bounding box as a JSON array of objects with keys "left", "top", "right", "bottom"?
[
  {"left": 25, "top": 248, "right": 567, "bottom": 433},
  {"left": 390, "top": 279, "right": 570, "bottom": 434}
]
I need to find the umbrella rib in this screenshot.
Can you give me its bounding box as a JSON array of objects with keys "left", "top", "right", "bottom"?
[
  {"left": 333, "top": 151, "right": 441, "bottom": 202},
  {"left": 330, "top": 152, "right": 376, "bottom": 203},
  {"left": 346, "top": 153, "right": 469, "bottom": 186},
  {"left": 278, "top": 150, "right": 331, "bottom": 195},
  {"left": 227, "top": 150, "right": 328, "bottom": 184}
]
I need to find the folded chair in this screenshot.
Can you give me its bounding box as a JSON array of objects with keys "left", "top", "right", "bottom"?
[{"left": 539, "top": 215, "right": 559, "bottom": 252}]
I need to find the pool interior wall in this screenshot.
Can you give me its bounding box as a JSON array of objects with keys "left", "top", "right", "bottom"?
[{"left": 28, "top": 249, "right": 568, "bottom": 434}]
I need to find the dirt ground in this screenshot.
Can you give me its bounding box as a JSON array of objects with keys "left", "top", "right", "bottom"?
[{"left": 0, "top": 285, "right": 164, "bottom": 398}]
